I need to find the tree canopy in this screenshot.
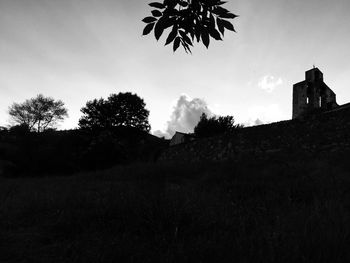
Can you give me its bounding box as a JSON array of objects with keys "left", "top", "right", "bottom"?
[
  {"left": 79, "top": 92, "right": 151, "bottom": 132},
  {"left": 8, "top": 94, "right": 68, "bottom": 132},
  {"left": 142, "top": 0, "right": 237, "bottom": 53},
  {"left": 194, "top": 113, "right": 242, "bottom": 138}
]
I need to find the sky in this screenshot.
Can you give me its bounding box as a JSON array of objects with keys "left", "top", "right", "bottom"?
[{"left": 1, "top": 0, "right": 350, "bottom": 138}]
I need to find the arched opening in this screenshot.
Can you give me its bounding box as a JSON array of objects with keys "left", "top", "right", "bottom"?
[{"left": 306, "top": 84, "right": 312, "bottom": 105}]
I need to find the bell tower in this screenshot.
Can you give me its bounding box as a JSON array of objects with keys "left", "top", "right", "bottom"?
[{"left": 292, "top": 68, "right": 338, "bottom": 119}]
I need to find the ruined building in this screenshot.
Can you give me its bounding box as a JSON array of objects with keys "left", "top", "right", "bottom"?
[
  {"left": 292, "top": 68, "right": 338, "bottom": 119},
  {"left": 169, "top": 131, "right": 195, "bottom": 146}
]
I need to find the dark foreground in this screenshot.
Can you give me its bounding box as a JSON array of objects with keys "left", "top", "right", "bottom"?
[{"left": 1, "top": 153, "right": 350, "bottom": 263}]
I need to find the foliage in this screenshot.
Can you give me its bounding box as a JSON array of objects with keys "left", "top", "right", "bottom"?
[
  {"left": 142, "top": 0, "right": 237, "bottom": 53},
  {"left": 79, "top": 92, "right": 151, "bottom": 132},
  {"left": 194, "top": 112, "right": 242, "bottom": 137},
  {"left": 8, "top": 94, "right": 68, "bottom": 132}
]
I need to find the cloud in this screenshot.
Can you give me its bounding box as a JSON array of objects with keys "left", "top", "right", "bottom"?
[
  {"left": 254, "top": 118, "right": 264, "bottom": 126},
  {"left": 239, "top": 104, "right": 287, "bottom": 126},
  {"left": 153, "top": 94, "right": 212, "bottom": 139},
  {"left": 152, "top": 97, "right": 288, "bottom": 139},
  {"left": 258, "top": 75, "right": 283, "bottom": 93},
  {"left": 153, "top": 129, "right": 168, "bottom": 138}
]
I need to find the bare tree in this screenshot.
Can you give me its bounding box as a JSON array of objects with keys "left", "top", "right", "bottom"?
[{"left": 8, "top": 94, "right": 68, "bottom": 132}]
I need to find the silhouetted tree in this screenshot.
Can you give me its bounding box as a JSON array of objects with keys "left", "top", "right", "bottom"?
[
  {"left": 79, "top": 92, "right": 151, "bottom": 132},
  {"left": 8, "top": 94, "right": 68, "bottom": 132},
  {"left": 194, "top": 113, "right": 241, "bottom": 138},
  {"left": 142, "top": 0, "right": 237, "bottom": 53}
]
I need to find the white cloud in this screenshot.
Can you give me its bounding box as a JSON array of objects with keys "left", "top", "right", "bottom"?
[
  {"left": 258, "top": 75, "right": 283, "bottom": 93},
  {"left": 152, "top": 97, "right": 289, "bottom": 139},
  {"left": 253, "top": 118, "right": 264, "bottom": 126},
  {"left": 152, "top": 94, "right": 212, "bottom": 139},
  {"left": 153, "top": 129, "right": 168, "bottom": 138},
  {"left": 238, "top": 104, "right": 287, "bottom": 126}
]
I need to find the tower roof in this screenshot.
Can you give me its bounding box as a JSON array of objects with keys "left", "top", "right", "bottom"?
[{"left": 306, "top": 67, "right": 322, "bottom": 74}]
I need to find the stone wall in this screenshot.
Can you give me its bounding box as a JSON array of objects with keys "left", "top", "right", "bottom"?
[{"left": 158, "top": 106, "right": 350, "bottom": 162}]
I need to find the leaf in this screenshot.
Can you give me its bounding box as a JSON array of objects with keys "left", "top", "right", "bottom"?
[
  {"left": 178, "top": 30, "right": 186, "bottom": 38},
  {"left": 180, "top": 16, "right": 193, "bottom": 33},
  {"left": 181, "top": 39, "right": 192, "bottom": 54},
  {"left": 149, "top": 2, "right": 165, "bottom": 9},
  {"left": 162, "top": 17, "right": 176, "bottom": 29},
  {"left": 217, "top": 18, "right": 225, "bottom": 35},
  {"left": 178, "top": 1, "right": 188, "bottom": 7},
  {"left": 183, "top": 36, "right": 193, "bottom": 46},
  {"left": 179, "top": 31, "right": 193, "bottom": 46},
  {"left": 221, "top": 19, "right": 236, "bottom": 32},
  {"left": 195, "top": 24, "right": 201, "bottom": 42},
  {"left": 206, "top": 0, "right": 219, "bottom": 7},
  {"left": 142, "top": 23, "right": 155, "bottom": 35},
  {"left": 210, "top": 14, "right": 215, "bottom": 27},
  {"left": 154, "top": 19, "right": 165, "bottom": 40},
  {"left": 190, "top": 30, "right": 195, "bottom": 41},
  {"left": 209, "top": 27, "right": 222, "bottom": 40},
  {"left": 201, "top": 29, "right": 210, "bottom": 48},
  {"left": 212, "top": 6, "right": 229, "bottom": 16},
  {"left": 173, "top": 36, "right": 181, "bottom": 52},
  {"left": 163, "top": 7, "right": 178, "bottom": 16},
  {"left": 220, "top": 13, "right": 238, "bottom": 19},
  {"left": 151, "top": 10, "right": 163, "bottom": 17},
  {"left": 217, "top": 1, "right": 227, "bottom": 5},
  {"left": 164, "top": 0, "right": 177, "bottom": 9},
  {"left": 142, "top": 16, "right": 157, "bottom": 23},
  {"left": 165, "top": 27, "right": 178, "bottom": 45}
]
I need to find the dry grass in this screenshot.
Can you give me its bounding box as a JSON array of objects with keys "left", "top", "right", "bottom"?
[{"left": 1, "top": 156, "right": 350, "bottom": 262}]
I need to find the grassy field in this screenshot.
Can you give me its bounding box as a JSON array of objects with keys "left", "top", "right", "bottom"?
[{"left": 1, "top": 154, "right": 350, "bottom": 262}]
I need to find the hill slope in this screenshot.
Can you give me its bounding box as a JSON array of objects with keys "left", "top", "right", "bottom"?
[
  {"left": 0, "top": 127, "right": 167, "bottom": 176},
  {"left": 159, "top": 105, "right": 350, "bottom": 163}
]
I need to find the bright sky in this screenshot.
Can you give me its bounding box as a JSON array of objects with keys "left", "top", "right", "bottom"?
[{"left": 1, "top": 0, "right": 350, "bottom": 137}]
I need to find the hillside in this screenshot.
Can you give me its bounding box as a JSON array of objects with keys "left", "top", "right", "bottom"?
[
  {"left": 1, "top": 106, "right": 350, "bottom": 262},
  {"left": 159, "top": 104, "right": 350, "bottom": 163},
  {"left": 0, "top": 127, "right": 167, "bottom": 176},
  {"left": 1, "top": 155, "right": 350, "bottom": 262}
]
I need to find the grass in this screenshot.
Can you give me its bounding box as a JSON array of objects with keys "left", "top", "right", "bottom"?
[{"left": 1, "top": 155, "right": 350, "bottom": 262}]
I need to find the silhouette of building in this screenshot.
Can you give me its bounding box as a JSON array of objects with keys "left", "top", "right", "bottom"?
[
  {"left": 292, "top": 68, "right": 338, "bottom": 119},
  {"left": 169, "top": 131, "right": 195, "bottom": 146}
]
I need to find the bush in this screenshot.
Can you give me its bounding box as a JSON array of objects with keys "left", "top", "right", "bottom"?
[
  {"left": 194, "top": 113, "right": 242, "bottom": 138},
  {"left": 9, "top": 124, "right": 31, "bottom": 136}
]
